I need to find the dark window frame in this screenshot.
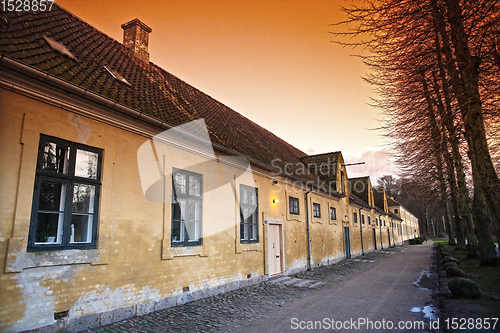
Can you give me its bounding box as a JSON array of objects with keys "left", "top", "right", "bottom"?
[
  {"left": 330, "top": 207, "right": 336, "bottom": 220},
  {"left": 368, "top": 216, "right": 371, "bottom": 225},
  {"left": 353, "top": 212, "right": 358, "bottom": 223},
  {"left": 289, "top": 196, "right": 299, "bottom": 215},
  {"left": 240, "top": 185, "right": 259, "bottom": 243},
  {"left": 171, "top": 168, "right": 203, "bottom": 247},
  {"left": 313, "top": 203, "right": 321, "bottom": 218},
  {"left": 361, "top": 214, "right": 365, "bottom": 224},
  {"left": 28, "top": 135, "right": 102, "bottom": 252}
]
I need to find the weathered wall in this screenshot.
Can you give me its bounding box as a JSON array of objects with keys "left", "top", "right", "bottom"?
[
  {"left": 0, "top": 88, "right": 268, "bottom": 332},
  {"left": 0, "top": 85, "right": 399, "bottom": 332}
]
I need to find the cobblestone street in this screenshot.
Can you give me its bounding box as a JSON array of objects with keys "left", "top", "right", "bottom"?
[{"left": 83, "top": 246, "right": 407, "bottom": 333}]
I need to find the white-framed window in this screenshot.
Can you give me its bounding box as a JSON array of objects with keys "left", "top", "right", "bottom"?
[
  {"left": 172, "top": 168, "right": 202, "bottom": 246},
  {"left": 28, "top": 135, "right": 102, "bottom": 251},
  {"left": 240, "top": 185, "right": 258, "bottom": 243},
  {"left": 313, "top": 203, "right": 321, "bottom": 218}
]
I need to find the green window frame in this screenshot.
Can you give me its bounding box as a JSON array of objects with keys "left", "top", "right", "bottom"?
[
  {"left": 28, "top": 135, "right": 102, "bottom": 252},
  {"left": 171, "top": 168, "right": 203, "bottom": 246},
  {"left": 330, "top": 207, "right": 336, "bottom": 220},
  {"left": 240, "top": 185, "right": 258, "bottom": 243},
  {"left": 313, "top": 203, "right": 321, "bottom": 218},
  {"left": 289, "top": 196, "right": 299, "bottom": 215}
]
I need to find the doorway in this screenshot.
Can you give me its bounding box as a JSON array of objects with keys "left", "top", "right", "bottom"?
[
  {"left": 373, "top": 228, "right": 377, "bottom": 250},
  {"left": 344, "top": 226, "right": 351, "bottom": 258},
  {"left": 268, "top": 223, "right": 283, "bottom": 275}
]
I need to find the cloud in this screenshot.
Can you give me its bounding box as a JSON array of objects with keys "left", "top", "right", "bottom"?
[
  {"left": 343, "top": 148, "right": 400, "bottom": 181},
  {"left": 304, "top": 146, "right": 318, "bottom": 154}
]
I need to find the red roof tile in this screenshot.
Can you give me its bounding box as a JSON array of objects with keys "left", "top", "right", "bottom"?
[{"left": 0, "top": 5, "right": 307, "bottom": 174}]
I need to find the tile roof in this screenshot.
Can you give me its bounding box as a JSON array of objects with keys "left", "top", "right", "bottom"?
[
  {"left": 0, "top": 5, "right": 307, "bottom": 175},
  {"left": 386, "top": 196, "right": 401, "bottom": 207}
]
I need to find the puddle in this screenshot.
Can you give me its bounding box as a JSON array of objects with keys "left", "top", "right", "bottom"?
[
  {"left": 410, "top": 305, "right": 437, "bottom": 321},
  {"left": 415, "top": 270, "right": 438, "bottom": 292}
]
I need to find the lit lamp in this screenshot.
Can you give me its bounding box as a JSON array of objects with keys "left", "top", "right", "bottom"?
[{"left": 273, "top": 199, "right": 279, "bottom": 204}]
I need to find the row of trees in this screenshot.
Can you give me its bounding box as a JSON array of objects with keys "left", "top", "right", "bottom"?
[{"left": 333, "top": 0, "right": 500, "bottom": 264}]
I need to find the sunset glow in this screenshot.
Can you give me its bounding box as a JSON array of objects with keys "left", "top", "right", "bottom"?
[{"left": 57, "top": 0, "right": 390, "bottom": 179}]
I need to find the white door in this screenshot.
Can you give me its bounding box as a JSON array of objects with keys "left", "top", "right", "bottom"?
[{"left": 268, "top": 224, "right": 282, "bottom": 275}]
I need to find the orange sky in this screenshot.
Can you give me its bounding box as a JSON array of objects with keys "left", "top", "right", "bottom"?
[{"left": 57, "top": 0, "right": 398, "bottom": 180}]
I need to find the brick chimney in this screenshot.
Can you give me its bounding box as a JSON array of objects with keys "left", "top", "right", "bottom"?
[{"left": 121, "top": 18, "right": 152, "bottom": 62}]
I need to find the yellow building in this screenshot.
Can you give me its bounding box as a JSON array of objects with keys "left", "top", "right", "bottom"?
[
  {"left": 0, "top": 5, "right": 419, "bottom": 333},
  {"left": 387, "top": 197, "right": 421, "bottom": 242}
]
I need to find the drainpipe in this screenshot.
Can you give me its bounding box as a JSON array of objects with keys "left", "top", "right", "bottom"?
[
  {"left": 359, "top": 207, "right": 364, "bottom": 255},
  {"left": 305, "top": 188, "right": 313, "bottom": 271},
  {"left": 379, "top": 215, "right": 383, "bottom": 249}
]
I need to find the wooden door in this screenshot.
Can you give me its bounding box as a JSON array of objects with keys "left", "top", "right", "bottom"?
[
  {"left": 268, "top": 224, "right": 282, "bottom": 275},
  {"left": 344, "top": 227, "right": 351, "bottom": 258}
]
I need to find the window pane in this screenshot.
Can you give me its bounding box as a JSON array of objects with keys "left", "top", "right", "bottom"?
[
  {"left": 241, "top": 187, "right": 248, "bottom": 204},
  {"left": 186, "top": 221, "right": 200, "bottom": 241},
  {"left": 174, "top": 173, "right": 186, "bottom": 195},
  {"left": 240, "top": 221, "right": 245, "bottom": 240},
  {"left": 187, "top": 199, "right": 201, "bottom": 222},
  {"left": 72, "top": 184, "right": 96, "bottom": 213},
  {"left": 249, "top": 188, "right": 257, "bottom": 205},
  {"left": 189, "top": 176, "right": 201, "bottom": 196},
  {"left": 172, "top": 220, "right": 183, "bottom": 242},
  {"left": 252, "top": 224, "right": 259, "bottom": 240},
  {"left": 70, "top": 214, "right": 93, "bottom": 243},
  {"left": 173, "top": 199, "right": 186, "bottom": 221},
  {"left": 243, "top": 219, "right": 249, "bottom": 240},
  {"left": 75, "top": 149, "right": 99, "bottom": 179},
  {"left": 42, "top": 142, "right": 69, "bottom": 174},
  {"left": 39, "top": 180, "right": 66, "bottom": 211},
  {"left": 35, "top": 212, "right": 63, "bottom": 244}
]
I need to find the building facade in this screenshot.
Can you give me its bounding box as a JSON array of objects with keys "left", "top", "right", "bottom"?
[{"left": 0, "top": 6, "right": 419, "bottom": 332}]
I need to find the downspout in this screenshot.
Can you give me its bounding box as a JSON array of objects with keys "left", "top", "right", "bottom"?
[
  {"left": 305, "top": 188, "right": 313, "bottom": 271},
  {"left": 359, "top": 207, "right": 364, "bottom": 255},
  {"left": 379, "top": 215, "right": 383, "bottom": 249}
]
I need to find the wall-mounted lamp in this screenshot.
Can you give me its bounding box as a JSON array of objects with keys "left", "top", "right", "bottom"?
[
  {"left": 273, "top": 199, "right": 279, "bottom": 203},
  {"left": 272, "top": 179, "right": 278, "bottom": 185}
]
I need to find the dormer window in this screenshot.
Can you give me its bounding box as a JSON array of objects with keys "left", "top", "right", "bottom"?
[
  {"left": 43, "top": 36, "right": 77, "bottom": 60},
  {"left": 104, "top": 66, "right": 131, "bottom": 86}
]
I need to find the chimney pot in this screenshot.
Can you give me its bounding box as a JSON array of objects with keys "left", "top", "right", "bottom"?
[{"left": 121, "top": 18, "right": 152, "bottom": 62}]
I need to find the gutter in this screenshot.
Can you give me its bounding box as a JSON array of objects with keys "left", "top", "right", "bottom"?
[
  {"left": 0, "top": 55, "right": 277, "bottom": 175},
  {"left": 305, "top": 188, "right": 313, "bottom": 271}
]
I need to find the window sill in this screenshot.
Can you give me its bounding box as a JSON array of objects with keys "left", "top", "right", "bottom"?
[
  {"left": 162, "top": 240, "right": 208, "bottom": 260},
  {"left": 5, "top": 236, "right": 109, "bottom": 273}
]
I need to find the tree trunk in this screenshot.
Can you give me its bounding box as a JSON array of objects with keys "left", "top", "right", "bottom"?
[
  {"left": 434, "top": 0, "right": 498, "bottom": 264},
  {"left": 420, "top": 72, "right": 456, "bottom": 245},
  {"left": 430, "top": 1, "right": 479, "bottom": 257}
]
